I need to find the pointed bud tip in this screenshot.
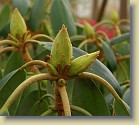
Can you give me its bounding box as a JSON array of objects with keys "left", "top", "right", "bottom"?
[
  {"left": 93, "top": 51, "right": 100, "bottom": 58},
  {"left": 10, "top": 8, "right": 27, "bottom": 39},
  {"left": 61, "top": 24, "right": 67, "bottom": 31},
  {"left": 14, "top": 8, "right": 18, "bottom": 12},
  {"left": 95, "top": 51, "right": 100, "bottom": 56},
  {"left": 13, "top": 8, "right": 20, "bottom": 15}
]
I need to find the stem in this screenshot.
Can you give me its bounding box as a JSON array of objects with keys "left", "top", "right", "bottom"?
[
  {"left": 70, "top": 35, "right": 86, "bottom": 42},
  {"left": 120, "top": 80, "right": 130, "bottom": 86},
  {"left": 118, "top": 19, "right": 130, "bottom": 25},
  {"left": 0, "top": 47, "right": 17, "bottom": 56},
  {"left": 58, "top": 85, "right": 71, "bottom": 116},
  {"left": 117, "top": 55, "right": 130, "bottom": 62},
  {"left": 24, "top": 39, "right": 40, "bottom": 48},
  {"left": 78, "top": 39, "right": 92, "bottom": 49},
  {"left": 40, "top": 94, "right": 55, "bottom": 101},
  {"left": 84, "top": 44, "right": 88, "bottom": 52},
  {"left": 70, "top": 105, "right": 92, "bottom": 116},
  {"left": 54, "top": 82, "right": 64, "bottom": 116},
  {"left": 20, "top": 45, "right": 46, "bottom": 99},
  {"left": 40, "top": 109, "right": 56, "bottom": 116},
  {"left": 0, "top": 40, "right": 19, "bottom": 47},
  {"left": 78, "top": 72, "right": 123, "bottom": 104},
  {"left": 115, "top": 25, "right": 121, "bottom": 36},
  {"left": 93, "top": 20, "right": 115, "bottom": 29},
  {"left": 0, "top": 73, "right": 58, "bottom": 111},
  {"left": 20, "top": 60, "right": 47, "bottom": 71},
  {"left": 21, "top": 48, "right": 38, "bottom": 72},
  {"left": 31, "top": 34, "right": 54, "bottom": 42},
  {"left": 96, "top": 31, "right": 109, "bottom": 40},
  {"left": 8, "top": 34, "right": 19, "bottom": 43}
]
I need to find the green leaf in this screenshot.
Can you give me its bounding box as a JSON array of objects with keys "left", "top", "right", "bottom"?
[
  {"left": 0, "top": 4, "right": 10, "bottom": 31},
  {"left": 50, "top": 0, "right": 77, "bottom": 36},
  {"left": 9, "top": 92, "right": 22, "bottom": 116},
  {"left": 38, "top": 42, "right": 122, "bottom": 96},
  {"left": 114, "top": 99, "right": 130, "bottom": 116},
  {"left": 0, "top": 22, "right": 10, "bottom": 38},
  {"left": 110, "top": 33, "right": 130, "bottom": 45},
  {"left": 71, "top": 79, "right": 110, "bottom": 116},
  {"left": 33, "top": 44, "right": 50, "bottom": 60},
  {"left": 76, "top": 23, "right": 84, "bottom": 35},
  {"left": 72, "top": 47, "right": 121, "bottom": 96},
  {"left": 114, "top": 62, "right": 129, "bottom": 83},
  {"left": 0, "top": 68, "right": 3, "bottom": 79},
  {"left": 101, "top": 40, "right": 117, "bottom": 71},
  {"left": 123, "top": 88, "right": 130, "bottom": 106},
  {"left": 15, "top": 83, "right": 38, "bottom": 115},
  {"left": 4, "top": 52, "right": 25, "bottom": 76},
  {"left": 29, "top": 0, "right": 47, "bottom": 31},
  {"left": 27, "top": 99, "right": 49, "bottom": 116},
  {"left": 0, "top": 69, "right": 26, "bottom": 108},
  {"left": 12, "top": 0, "right": 30, "bottom": 16},
  {"left": 15, "top": 89, "right": 48, "bottom": 116},
  {"left": 105, "top": 93, "right": 114, "bottom": 113}
]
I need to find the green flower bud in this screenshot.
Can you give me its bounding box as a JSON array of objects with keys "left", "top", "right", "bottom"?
[
  {"left": 83, "top": 21, "right": 94, "bottom": 38},
  {"left": 67, "top": 51, "right": 100, "bottom": 76},
  {"left": 110, "top": 10, "right": 119, "bottom": 23},
  {"left": 49, "top": 25, "right": 72, "bottom": 73},
  {"left": 10, "top": 8, "right": 27, "bottom": 40}
]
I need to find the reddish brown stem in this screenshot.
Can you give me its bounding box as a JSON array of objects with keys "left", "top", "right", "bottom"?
[
  {"left": 54, "top": 81, "right": 64, "bottom": 116},
  {"left": 19, "top": 46, "right": 38, "bottom": 72}
]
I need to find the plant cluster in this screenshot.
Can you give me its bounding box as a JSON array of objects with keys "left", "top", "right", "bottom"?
[{"left": 0, "top": 0, "right": 130, "bottom": 116}]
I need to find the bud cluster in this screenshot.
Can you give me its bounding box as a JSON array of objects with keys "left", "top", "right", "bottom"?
[{"left": 49, "top": 25, "right": 99, "bottom": 77}]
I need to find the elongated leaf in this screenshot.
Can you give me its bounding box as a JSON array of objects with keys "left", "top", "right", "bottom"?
[
  {"left": 9, "top": 93, "right": 22, "bottom": 116},
  {"left": 38, "top": 42, "right": 122, "bottom": 96},
  {"left": 0, "top": 22, "right": 10, "bottom": 38},
  {"left": 0, "top": 4, "right": 10, "bottom": 31},
  {"left": 15, "top": 83, "right": 39, "bottom": 115},
  {"left": 110, "top": 33, "right": 130, "bottom": 45},
  {"left": 105, "top": 93, "right": 114, "bottom": 113},
  {"left": 101, "top": 41, "right": 117, "bottom": 71},
  {"left": 0, "top": 68, "right": 2, "bottom": 79},
  {"left": 15, "top": 88, "right": 48, "bottom": 116},
  {"left": 0, "top": 69, "right": 26, "bottom": 108},
  {"left": 12, "top": 0, "right": 30, "bottom": 16},
  {"left": 71, "top": 79, "right": 110, "bottom": 116},
  {"left": 4, "top": 52, "right": 25, "bottom": 76},
  {"left": 50, "top": 0, "right": 77, "bottom": 36},
  {"left": 114, "top": 61, "right": 129, "bottom": 83},
  {"left": 123, "top": 88, "right": 130, "bottom": 106},
  {"left": 29, "top": 0, "right": 47, "bottom": 31},
  {"left": 27, "top": 99, "right": 48, "bottom": 116},
  {"left": 114, "top": 99, "right": 130, "bottom": 116}
]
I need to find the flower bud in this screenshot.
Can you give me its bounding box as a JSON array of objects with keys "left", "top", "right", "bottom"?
[
  {"left": 67, "top": 51, "right": 100, "bottom": 76},
  {"left": 49, "top": 25, "right": 72, "bottom": 73},
  {"left": 110, "top": 10, "right": 119, "bottom": 23},
  {"left": 10, "top": 8, "right": 27, "bottom": 40},
  {"left": 83, "top": 21, "right": 94, "bottom": 38}
]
